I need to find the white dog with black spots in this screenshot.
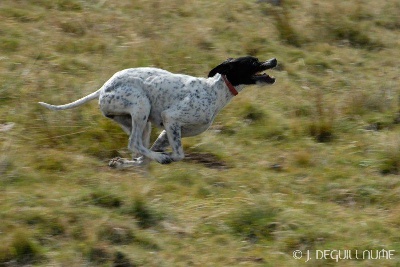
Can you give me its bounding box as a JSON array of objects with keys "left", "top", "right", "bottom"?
[{"left": 39, "top": 56, "right": 277, "bottom": 168}]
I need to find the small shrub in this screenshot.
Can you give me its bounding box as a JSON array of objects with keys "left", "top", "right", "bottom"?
[
  {"left": 98, "top": 224, "right": 135, "bottom": 245},
  {"left": 86, "top": 245, "right": 137, "bottom": 266},
  {"left": 355, "top": 186, "right": 382, "bottom": 204},
  {"left": 127, "top": 198, "right": 163, "bottom": 229},
  {"left": 87, "top": 244, "right": 112, "bottom": 264},
  {"left": 41, "top": 217, "right": 66, "bottom": 237},
  {"left": 273, "top": 9, "right": 301, "bottom": 47},
  {"left": 25, "top": 214, "right": 66, "bottom": 236},
  {"left": 59, "top": 20, "right": 86, "bottom": 36},
  {"left": 293, "top": 150, "right": 313, "bottom": 167},
  {"left": 113, "top": 251, "right": 136, "bottom": 267},
  {"left": 163, "top": 170, "right": 197, "bottom": 186},
  {"left": 80, "top": 119, "right": 126, "bottom": 159},
  {"left": 57, "top": 0, "right": 82, "bottom": 11},
  {"left": 375, "top": 1, "right": 400, "bottom": 31},
  {"left": 330, "top": 23, "right": 382, "bottom": 50},
  {"left": 293, "top": 104, "right": 312, "bottom": 117},
  {"left": 238, "top": 104, "right": 289, "bottom": 140},
  {"left": 12, "top": 232, "right": 41, "bottom": 263},
  {"left": 243, "top": 36, "right": 269, "bottom": 56},
  {"left": 282, "top": 230, "right": 330, "bottom": 252},
  {"left": 0, "top": 246, "right": 12, "bottom": 264},
  {"left": 241, "top": 103, "right": 266, "bottom": 123},
  {"left": 35, "top": 157, "right": 66, "bottom": 172},
  {"left": 0, "top": 38, "right": 19, "bottom": 52},
  {"left": 218, "top": 124, "right": 237, "bottom": 136},
  {"left": 309, "top": 120, "right": 334, "bottom": 143},
  {"left": 379, "top": 135, "right": 400, "bottom": 175},
  {"left": 55, "top": 38, "right": 108, "bottom": 54},
  {"left": 0, "top": 231, "right": 43, "bottom": 265},
  {"left": 305, "top": 55, "right": 331, "bottom": 73},
  {"left": 309, "top": 88, "right": 335, "bottom": 142},
  {"left": 52, "top": 58, "right": 92, "bottom": 77},
  {"left": 382, "top": 155, "right": 400, "bottom": 175},
  {"left": 227, "top": 202, "right": 280, "bottom": 243},
  {"left": 193, "top": 36, "right": 214, "bottom": 51},
  {"left": 90, "top": 190, "right": 123, "bottom": 208},
  {"left": 311, "top": 2, "right": 383, "bottom": 50},
  {"left": 0, "top": 7, "right": 41, "bottom": 22}
]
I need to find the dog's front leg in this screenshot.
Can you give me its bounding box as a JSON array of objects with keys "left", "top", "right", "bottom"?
[{"left": 161, "top": 113, "right": 185, "bottom": 163}]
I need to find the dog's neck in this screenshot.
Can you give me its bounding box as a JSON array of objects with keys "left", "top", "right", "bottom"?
[{"left": 221, "top": 75, "right": 239, "bottom": 96}]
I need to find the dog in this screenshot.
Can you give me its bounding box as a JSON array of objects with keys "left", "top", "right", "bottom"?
[{"left": 39, "top": 56, "right": 277, "bottom": 168}]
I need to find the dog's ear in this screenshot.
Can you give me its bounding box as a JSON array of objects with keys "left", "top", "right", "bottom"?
[{"left": 208, "top": 58, "right": 234, "bottom": 77}]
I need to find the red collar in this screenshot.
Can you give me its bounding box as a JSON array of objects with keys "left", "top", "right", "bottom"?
[{"left": 222, "top": 75, "right": 238, "bottom": 96}]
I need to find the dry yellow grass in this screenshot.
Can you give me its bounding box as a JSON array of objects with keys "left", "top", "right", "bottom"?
[{"left": 1, "top": 0, "right": 400, "bottom": 266}]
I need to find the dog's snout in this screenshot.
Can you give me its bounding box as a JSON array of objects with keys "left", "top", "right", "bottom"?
[{"left": 263, "top": 58, "right": 277, "bottom": 69}]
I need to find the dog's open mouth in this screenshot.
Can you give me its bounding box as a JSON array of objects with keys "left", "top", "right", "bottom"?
[
  {"left": 253, "top": 72, "right": 275, "bottom": 84},
  {"left": 253, "top": 58, "right": 277, "bottom": 84}
]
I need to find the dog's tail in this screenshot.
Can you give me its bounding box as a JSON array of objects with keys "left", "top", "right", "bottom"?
[{"left": 38, "top": 89, "right": 101, "bottom": 111}]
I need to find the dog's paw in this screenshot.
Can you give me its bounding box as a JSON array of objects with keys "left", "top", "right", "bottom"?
[
  {"left": 157, "top": 153, "right": 174, "bottom": 165},
  {"left": 108, "top": 157, "right": 123, "bottom": 169},
  {"left": 109, "top": 157, "right": 126, "bottom": 169},
  {"left": 109, "top": 157, "right": 148, "bottom": 169}
]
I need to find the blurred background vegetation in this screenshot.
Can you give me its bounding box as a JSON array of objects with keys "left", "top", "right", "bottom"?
[{"left": 0, "top": 0, "right": 399, "bottom": 266}]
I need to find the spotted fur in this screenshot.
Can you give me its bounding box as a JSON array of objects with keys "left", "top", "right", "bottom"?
[{"left": 39, "top": 56, "right": 277, "bottom": 167}]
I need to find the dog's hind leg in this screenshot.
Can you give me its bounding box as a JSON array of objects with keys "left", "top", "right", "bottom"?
[
  {"left": 132, "top": 121, "right": 152, "bottom": 165},
  {"left": 109, "top": 97, "right": 174, "bottom": 167},
  {"left": 142, "top": 121, "right": 151, "bottom": 149},
  {"left": 107, "top": 93, "right": 153, "bottom": 168},
  {"left": 107, "top": 114, "right": 141, "bottom": 163}
]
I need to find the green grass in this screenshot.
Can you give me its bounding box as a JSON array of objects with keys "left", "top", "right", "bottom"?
[{"left": 1, "top": 0, "right": 400, "bottom": 266}]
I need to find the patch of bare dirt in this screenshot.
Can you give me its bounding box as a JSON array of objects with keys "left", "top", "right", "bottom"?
[{"left": 184, "top": 152, "right": 230, "bottom": 170}]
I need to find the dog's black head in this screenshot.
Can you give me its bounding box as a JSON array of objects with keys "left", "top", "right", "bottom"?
[{"left": 208, "top": 56, "right": 277, "bottom": 86}]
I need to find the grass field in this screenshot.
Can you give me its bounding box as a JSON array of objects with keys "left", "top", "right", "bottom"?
[{"left": 1, "top": 0, "right": 399, "bottom": 266}]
